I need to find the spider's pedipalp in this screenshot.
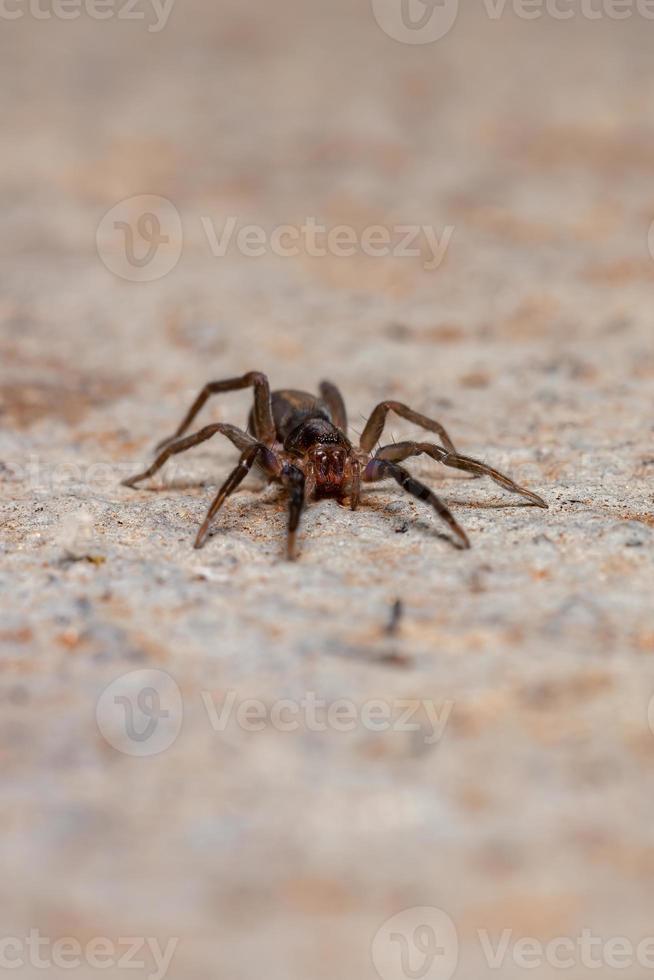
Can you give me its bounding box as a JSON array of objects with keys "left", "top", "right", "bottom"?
[
  {"left": 349, "top": 456, "right": 361, "bottom": 511},
  {"left": 280, "top": 464, "right": 305, "bottom": 560}
]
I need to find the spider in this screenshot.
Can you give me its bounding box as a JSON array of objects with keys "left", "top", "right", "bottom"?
[{"left": 122, "top": 371, "right": 547, "bottom": 559}]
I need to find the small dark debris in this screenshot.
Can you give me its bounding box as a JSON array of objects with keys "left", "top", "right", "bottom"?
[
  {"left": 377, "top": 651, "right": 412, "bottom": 668},
  {"left": 58, "top": 552, "right": 107, "bottom": 568},
  {"left": 384, "top": 598, "right": 404, "bottom": 637}
]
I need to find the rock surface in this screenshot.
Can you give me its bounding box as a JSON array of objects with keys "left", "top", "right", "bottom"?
[{"left": 1, "top": 2, "right": 654, "bottom": 977}]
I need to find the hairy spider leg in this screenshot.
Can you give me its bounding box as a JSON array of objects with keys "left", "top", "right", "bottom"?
[
  {"left": 363, "top": 457, "right": 470, "bottom": 548},
  {"left": 374, "top": 441, "right": 548, "bottom": 508}
]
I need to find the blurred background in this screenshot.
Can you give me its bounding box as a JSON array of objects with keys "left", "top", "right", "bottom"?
[{"left": 2, "top": 0, "right": 654, "bottom": 977}]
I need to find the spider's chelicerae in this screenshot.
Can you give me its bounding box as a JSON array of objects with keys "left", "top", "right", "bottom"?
[{"left": 122, "top": 372, "right": 547, "bottom": 558}]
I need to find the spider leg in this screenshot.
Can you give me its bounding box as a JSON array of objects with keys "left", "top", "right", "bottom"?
[
  {"left": 364, "top": 458, "right": 470, "bottom": 549},
  {"left": 319, "top": 380, "right": 347, "bottom": 432},
  {"left": 155, "top": 371, "right": 275, "bottom": 451},
  {"left": 280, "top": 465, "right": 305, "bottom": 560},
  {"left": 374, "top": 441, "right": 548, "bottom": 508},
  {"left": 122, "top": 423, "right": 259, "bottom": 488},
  {"left": 194, "top": 444, "right": 275, "bottom": 549},
  {"left": 359, "top": 400, "right": 456, "bottom": 454}
]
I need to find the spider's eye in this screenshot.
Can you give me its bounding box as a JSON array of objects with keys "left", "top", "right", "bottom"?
[{"left": 311, "top": 446, "right": 346, "bottom": 484}]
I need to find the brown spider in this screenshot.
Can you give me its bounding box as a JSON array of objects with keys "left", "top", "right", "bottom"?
[{"left": 122, "top": 372, "right": 547, "bottom": 559}]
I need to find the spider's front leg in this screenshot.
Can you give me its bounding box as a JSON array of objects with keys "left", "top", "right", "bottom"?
[
  {"left": 194, "top": 444, "right": 281, "bottom": 549},
  {"left": 374, "top": 441, "right": 548, "bottom": 509},
  {"left": 364, "top": 457, "right": 470, "bottom": 549},
  {"left": 359, "top": 400, "right": 457, "bottom": 454},
  {"left": 194, "top": 452, "right": 305, "bottom": 560}
]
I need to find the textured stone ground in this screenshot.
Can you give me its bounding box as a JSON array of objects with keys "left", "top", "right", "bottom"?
[{"left": 1, "top": 1, "right": 654, "bottom": 978}]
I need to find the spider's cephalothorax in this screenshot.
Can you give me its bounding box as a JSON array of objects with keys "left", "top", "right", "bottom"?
[
  {"left": 122, "top": 371, "right": 547, "bottom": 559},
  {"left": 284, "top": 415, "right": 352, "bottom": 499}
]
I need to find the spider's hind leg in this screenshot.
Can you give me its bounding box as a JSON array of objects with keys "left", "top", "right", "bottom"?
[
  {"left": 319, "top": 380, "right": 347, "bottom": 432},
  {"left": 155, "top": 371, "right": 275, "bottom": 451},
  {"left": 122, "top": 423, "right": 256, "bottom": 488}
]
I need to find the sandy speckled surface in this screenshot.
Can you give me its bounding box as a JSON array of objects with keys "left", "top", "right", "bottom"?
[{"left": 1, "top": 2, "right": 654, "bottom": 977}]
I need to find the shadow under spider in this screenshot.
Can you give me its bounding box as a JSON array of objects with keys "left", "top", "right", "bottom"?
[
  {"left": 135, "top": 478, "right": 209, "bottom": 492},
  {"left": 142, "top": 479, "right": 536, "bottom": 533},
  {"left": 445, "top": 498, "right": 542, "bottom": 510},
  {"left": 360, "top": 487, "right": 528, "bottom": 512}
]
